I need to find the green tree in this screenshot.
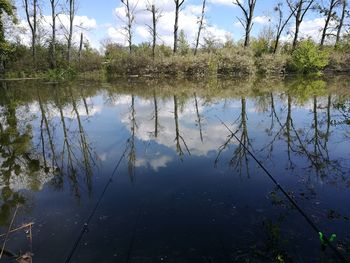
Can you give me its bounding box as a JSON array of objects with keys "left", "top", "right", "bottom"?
[
  {"left": 290, "top": 40, "right": 329, "bottom": 73},
  {"left": 178, "top": 30, "right": 190, "bottom": 55},
  {"left": 0, "top": 0, "right": 16, "bottom": 73}
]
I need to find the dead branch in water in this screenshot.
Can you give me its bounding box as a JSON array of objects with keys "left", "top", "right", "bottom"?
[
  {"left": 0, "top": 223, "right": 34, "bottom": 238},
  {"left": 0, "top": 205, "right": 19, "bottom": 259}
]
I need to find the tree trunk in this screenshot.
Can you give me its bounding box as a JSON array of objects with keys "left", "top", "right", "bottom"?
[
  {"left": 126, "top": 0, "right": 132, "bottom": 53},
  {"left": 173, "top": 3, "right": 180, "bottom": 53},
  {"left": 67, "top": 0, "right": 75, "bottom": 63},
  {"left": 235, "top": 0, "right": 257, "bottom": 48},
  {"left": 152, "top": 5, "right": 156, "bottom": 59},
  {"left": 173, "top": 0, "right": 185, "bottom": 54},
  {"left": 335, "top": 0, "right": 346, "bottom": 46},
  {"left": 194, "top": 0, "right": 206, "bottom": 55},
  {"left": 50, "top": 0, "right": 57, "bottom": 69},
  {"left": 292, "top": 19, "right": 300, "bottom": 48},
  {"left": 273, "top": 4, "right": 294, "bottom": 53},
  {"left": 292, "top": 2, "right": 302, "bottom": 50},
  {"left": 33, "top": 0, "right": 37, "bottom": 60},
  {"left": 24, "top": 0, "right": 37, "bottom": 62},
  {"left": 78, "top": 32, "right": 83, "bottom": 61},
  {"left": 244, "top": 17, "right": 253, "bottom": 47},
  {"left": 291, "top": 0, "right": 315, "bottom": 50},
  {"left": 320, "top": 0, "right": 337, "bottom": 46},
  {"left": 0, "top": 12, "right": 5, "bottom": 74}
]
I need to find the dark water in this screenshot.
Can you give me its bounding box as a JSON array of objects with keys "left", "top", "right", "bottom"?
[{"left": 0, "top": 77, "right": 350, "bottom": 262}]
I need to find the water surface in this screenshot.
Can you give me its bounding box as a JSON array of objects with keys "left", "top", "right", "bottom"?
[{"left": 0, "top": 77, "right": 350, "bottom": 262}]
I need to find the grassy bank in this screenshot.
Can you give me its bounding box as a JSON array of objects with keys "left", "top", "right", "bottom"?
[
  {"left": 105, "top": 39, "right": 350, "bottom": 79},
  {"left": 2, "top": 39, "right": 350, "bottom": 81}
]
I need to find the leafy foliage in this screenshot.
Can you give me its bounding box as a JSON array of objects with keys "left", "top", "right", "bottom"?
[{"left": 289, "top": 40, "right": 330, "bottom": 73}]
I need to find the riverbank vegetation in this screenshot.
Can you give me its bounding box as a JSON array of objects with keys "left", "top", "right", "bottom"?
[{"left": 0, "top": 0, "right": 350, "bottom": 79}]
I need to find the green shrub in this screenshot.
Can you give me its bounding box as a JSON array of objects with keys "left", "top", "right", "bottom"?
[
  {"left": 288, "top": 40, "right": 329, "bottom": 73},
  {"left": 46, "top": 67, "right": 77, "bottom": 80},
  {"left": 251, "top": 38, "right": 271, "bottom": 57}
]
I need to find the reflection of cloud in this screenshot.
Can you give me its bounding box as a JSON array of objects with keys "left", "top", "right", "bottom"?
[
  {"left": 136, "top": 155, "right": 172, "bottom": 172},
  {"left": 120, "top": 96, "right": 234, "bottom": 157},
  {"left": 98, "top": 153, "right": 108, "bottom": 162}
]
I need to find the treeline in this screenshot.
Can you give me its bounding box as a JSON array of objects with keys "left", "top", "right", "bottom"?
[
  {"left": 0, "top": 0, "right": 350, "bottom": 78},
  {"left": 0, "top": 0, "right": 103, "bottom": 78}
]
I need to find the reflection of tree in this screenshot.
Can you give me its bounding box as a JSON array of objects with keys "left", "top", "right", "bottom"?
[
  {"left": 194, "top": 93, "right": 203, "bottom": 143},
  {"left": 289, "top": 96, "right": 342, "bottom": 178},
  {"left": 152, "top": 91, "right": 160, "bottom": 138},
  {"left": 263, "top": 93, "right": 296, "bottom": 169},
  {"left": 70, "top": 86, "right": 95, "bottom": 194},
  {"left": 230, "top": 98, "right": 252, "bottom": 177},
  {"left": 55, "top": 90, "right": 79, "bottom": 196},
  {"left": 37, "top": 90, "right": 58, "bottom": 170},
  {"left": 333, "top": 97, "right": 350, "bottom": 139},
  {"left": 127, "top": 95, "right": 137, "bottom": 182},
  {"left": 50, "top": 86, "right": 97, "bottom": 197},
  {"left": 0, "top": 86, "right": 35, "bottom": 226},
  {"left": 216, "top": 97, "right": 252, "bottom": 177},
  {"left": 173, "top": 95, "right": 190, "bottom": 159},
  {"left": 261, "top": 80, "right": 346, "bottom": 179}
]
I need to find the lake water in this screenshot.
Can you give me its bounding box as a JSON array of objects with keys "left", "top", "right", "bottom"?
[{"left": 0, "top": 76, "right": 349, "bottom": 262}]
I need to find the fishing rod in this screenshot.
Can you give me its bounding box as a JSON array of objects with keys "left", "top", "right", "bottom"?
[
  {"left": 64, "top": 142, "right": 130, "bottom": 263},
  {"left": 216, "top": 116, "right": 347, "bottom": 263}
]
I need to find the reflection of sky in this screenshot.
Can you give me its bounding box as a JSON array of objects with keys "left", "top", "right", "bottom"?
[
  {"left": 5, "top": 90, "right": 350, "bottom": 189},
  {"left": 116, "top": 95, "right": 236, "bottom": 168}
]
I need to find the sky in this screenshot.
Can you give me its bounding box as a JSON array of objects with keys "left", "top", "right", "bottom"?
[{"left": 12, "top": 0, "right": 341, "bottom": 51}]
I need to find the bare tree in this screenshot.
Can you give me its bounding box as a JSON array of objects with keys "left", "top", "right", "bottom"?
[
  {"left": 120, "top": 0, "right": 137, "bottom": 53},
  {"left": 273, "top": 2, "right": 295, "bottom": 53},
  {"left": 173, "top": 95, "right": 190, "bottom": 159},
  {"left": 335, "top": 0, "right": 348, "bottom": 46},
  {"left": 146, "top": 2, "right": 161, "bottom": 59},
  {"left": 287, "top": 0, "right": 315, "bottom": 49},
  {"left": 234, "top": 0, "right": 257, "bottom": 47},
  {"left": 49, "top": 0, "right": 58, "bottom": 68},
  {"left": 173, "top": 0, "right": 185, "bottom": 54},
  {"left": 24, "top": 0, "right": 38, "bottom": 60},
  {"left": 317, "top": 0, "right": 341, "bottom": 46},
  {"left": 194, "top": 0, "right": 206, "bottom": 55},
  {"left": 67, "top": 0, "right": 75, "bottom": 63}
]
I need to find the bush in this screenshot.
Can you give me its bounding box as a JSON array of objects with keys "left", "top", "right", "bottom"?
[
  {"left": 256, "top": 53, "right": 289, "bottom": 75},
  {"left": 326, "top": 51, "right": 350, "bottom": 72},
  {"left": 288, "top": 40, "right": 329, "bottom": 73},
  {"left": 217, "top": 47, "right": 255, "bottom": 75}
]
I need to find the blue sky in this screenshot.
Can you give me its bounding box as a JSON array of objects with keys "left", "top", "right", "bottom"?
[{"left": 13, "top": 0, "right": 337, "bottom": 50}]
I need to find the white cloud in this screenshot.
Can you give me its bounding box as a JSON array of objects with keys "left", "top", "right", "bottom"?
[
  {"left": 253, "top": 16, "right": 271, "bottom": 25},
  {"left": 208, "top": 0, "right": 239, "bottom": 6}
]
